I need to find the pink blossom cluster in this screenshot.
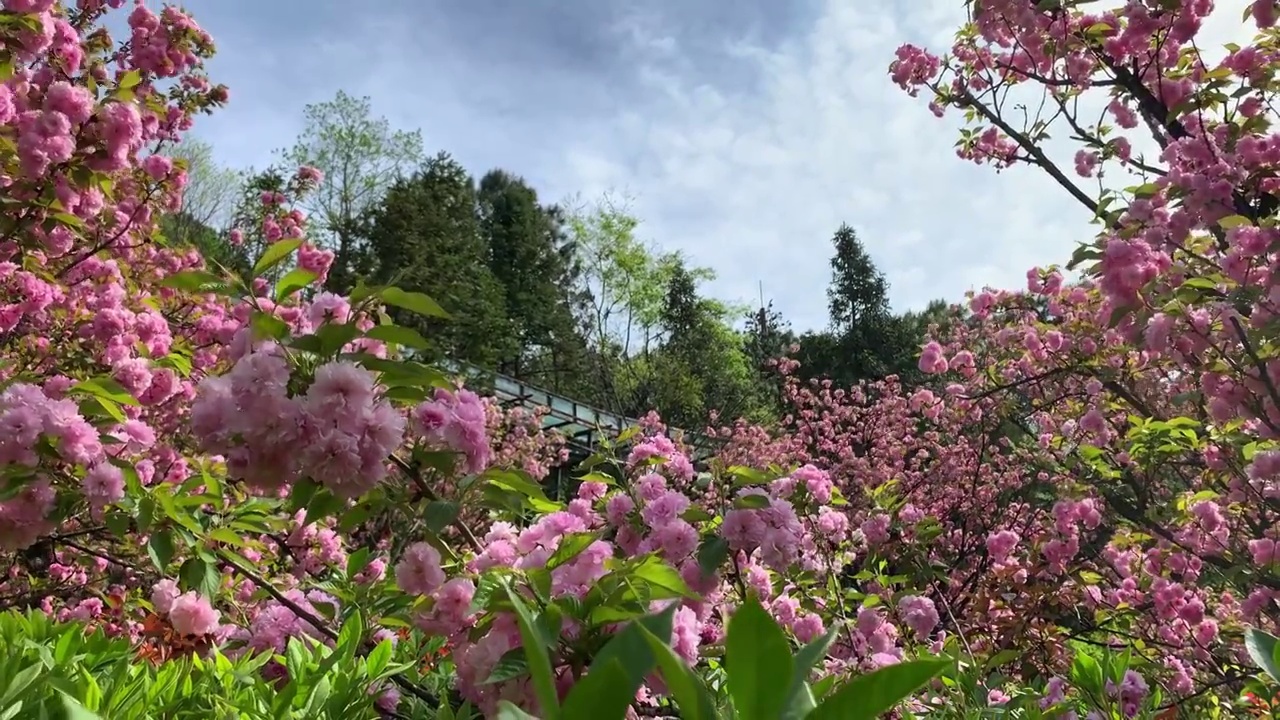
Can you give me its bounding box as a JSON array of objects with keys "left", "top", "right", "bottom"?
[
  {"left": 280, "top": 510, "right": 348, "bottom": 577},
  {"left": 151, "top": 579, "right": 222, "bottom": 637},
  {"left": 191, "top": 349, "right": 406, "bottom": 498},
  {"left": 0, "top": 382, "right": 112, "bottom": 549},
  {"left": 412, "top": 387, "right": 491, "bottom": 474},
  {"left": 385, "top": 440, "right": 726, "bottom": 715},
  {"left": 483, "top": 403, "right": 569, "bottom": 480},
  {"left": 386, "top": 433, "right": 928, "bottom": 714},
  {"left": 226, "top": 587, "right": 343, "bottom": 682}
]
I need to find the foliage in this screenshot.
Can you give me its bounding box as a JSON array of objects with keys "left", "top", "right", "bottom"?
[
  {"left": 363, "top": 153, "right": 514, "bottom": 367},
  {"left": 280, "top": 90, "right": 425, "bottom": 294},
  {"left": 796, "top": 225, "right": 940, "bottom": 388},
  {"left": 0, "top": 609, "right": 411, "bottom": 719},
  {"left": 476, "top": 170, "right": 588, "bottom": 389}
]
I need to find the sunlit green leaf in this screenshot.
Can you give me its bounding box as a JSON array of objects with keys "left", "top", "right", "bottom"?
[
  {"left": 380, "top": 287, "right": 451, "bottom": 319},
  {"left": 252, "top": 238, "right": 303, "bottom": 277},
  {"left": 726, "top": 598, "right": 793, "bottom": 720},
  {"left": 808, "top": 659, "right": 949, "bottom": 720}
]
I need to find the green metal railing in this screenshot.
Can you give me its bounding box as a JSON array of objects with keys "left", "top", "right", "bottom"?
[{"left": 438, "top": 359, "right": 721, "bottom": 465}]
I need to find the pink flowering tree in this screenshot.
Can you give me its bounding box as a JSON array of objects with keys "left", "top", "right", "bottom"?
[
  {"left": 817, "top": 0, "right": 1280, "bottom": 711},
  {"left": 0, "top": 2, "right": 953, "bottom": 718}
]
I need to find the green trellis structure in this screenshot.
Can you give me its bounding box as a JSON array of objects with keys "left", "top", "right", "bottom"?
[{"left": 438, "top": 359, "right": 722, "bottom": 469}]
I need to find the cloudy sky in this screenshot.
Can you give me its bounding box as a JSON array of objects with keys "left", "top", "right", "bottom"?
[{"left": 148, "top": 0, "right": 1253, "bottom": 331}]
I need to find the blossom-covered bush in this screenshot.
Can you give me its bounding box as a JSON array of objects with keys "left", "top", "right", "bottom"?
[{"left": 4, "top": 0, "right": 1280, "bottom": 719}]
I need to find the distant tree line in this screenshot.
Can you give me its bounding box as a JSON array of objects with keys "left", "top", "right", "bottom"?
[{"left": 165, "top": 90, "right": 952, "bottom": 432}]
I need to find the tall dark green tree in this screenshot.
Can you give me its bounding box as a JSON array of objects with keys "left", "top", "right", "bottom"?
[
  {"left": 798, "top": 224, "right": 928, "bottom": 387},
  {"left": 476, "top": 170, "right": 589, "bottom": 389},
  {"left": 743, "top": 301, "right": 797, "bottom": 413},
  {"left": 827, "top": 224, "right": 891, "bottom": 334},
  {"left": 652, "top": 262, "right": 766, "bottom": 428},
  {"left": 165, "top": 137, "right": 241, "bottom": 248},
  {"left": 899, "top": 298, "right": 953, "bottom": 341},
  {"left": 528, "top": 203, "right": 599, "bottom": 399},
  {"left": 158, "top": 137, "right": 248, "bottom": 273},
  {"left": 743, "top": 301, "right": 797, "bottom": 374},
  {"left": 159, "top": 211, "right": 248, "bottom": 275},
  {"left": 364, "top": 153, "right": 513, "bottom": 367}
]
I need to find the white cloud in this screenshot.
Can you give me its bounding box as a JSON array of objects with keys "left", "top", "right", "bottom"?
[
  {"left": 545, "top": 0, "right": 1256, "bottom": 329},
  {"left": 180, "top": 0, "right": 1257, "bottom": 332}
]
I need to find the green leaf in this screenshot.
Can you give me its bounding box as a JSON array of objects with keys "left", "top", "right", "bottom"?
[
  {"left": 1106, "top": 303, "right": 1135, "bottom": 329},
  {"left": 303, "top": 486, "right": 347, "bottom": 525},
  {"left": 381, "top": 287, "right": 451, "bottom": 319},
  {"left": 637, "top": 626, "right": 717, "bottom": 720},
  {"left": 503, "top": 584, "right": 561, "bottom": 719},
  {"left": 733, "top": 494, "right": 771, "bottom": 510},
  {"left": 495, "top": 701, "right": 538, "bottom": 720},
  {"left": 250, "top": 311, "right": 290, "bottom": 341},
  {"left": 983, "top": 648, "right": 1022, "bottom": 673},
  {"left": 349, "top": 279, "right": 381, "bottom": 302},
  {"left": 483, "top": 649, "right": 531, "bottom": 685},
  {"left": 1180, "top": 277, "right": 1219, "bottom": 290},
  {"left": 681, "top": 506, "right": 713, "bottom": 523},
  {"left": 808, "top": 659, "right": 949, "bottom": 720},
  {"left": 423, "top": 500, "right": 461, "bottom": 533},
  {"left": 119, "top": 70, "right": 142, "bottom": 89},
  {"left": 630, "top": 555, "right": 696, "bottom": 599},
  {"left": 575, "top": 471, "right": 616, "bottom": 486},
  {"left": 104, "top": 509, "right": 131, "bottom": 537},
  {"left": 366, "top": 639, "right": 393, "bottom": 678},
  {"left": 346, "top": 547, "right": 372, "bottom": 580},
  {"left": 586, "top": 605, "right": 675, "bottom": 689},
  {"left": 727, "top": 465, "right": 771, "bottom": 486},
  {"left": 1070, "top": 651, "right": 1105, "bottom": 695},
  {"left": 725, "top": 598, "right": 793, "bottom": 720},
  {"left": 546, "top": 533, "right": 599, "bottom": 571},
  {"left": 292, "top": 322, "right": 362, "bottom": 357},
  {"left": 784, "top": 627, "right": 839, "bottom": 718},
  {"left": 486, "top": 470, "right": 562, "bottom": 512},
  {"left": 274, "top": 267, "right": 318, "bottom": 301},
  {"left": 384, "top": 385, "right": 430, "bottom": 403},
  {"left": 207, "top": 527, "right": 246, "bottom": 547},
  {"left": 345, "top": 353, "right": 450, "bottom": 387},
  {"left": 1, "top": 665, "right": 42, "bottom": 709},
  {"left": 147, "top": 530, "right": 175, "bottom": 571},
  {"left": 486, "top": 470, "right": 553, "bottom": 500},
  {"left": 178, "top": 557, "right": 219, "bottom": 599},
  {"left": 538, "top": 603, "right": 565, "bottom": 645},
  {"left": 810, "top": 675, "right": 838, "bottom": 701},
  {"left": 1130, "top": 182, "right": 1159, "bottom": 198},
  {"left": 1218, "top": 214, "right": 1252, "bottom": 229},
  {"left": 560, "top": 659, "right": 633, "bottom": 720},
  {"left": 288, "top": 478, "right": 321, "bottom": 514},
  {"left": 88, "top": 397, "right": 128, "bottom": 424},
  {"left": 364, "top": 323, "right": 432, "bottom": 351},
  {"left": 336, "top": 609, "right": 364, "bottom": 661},
  {"left": 1246, "top": 627, "right": 1280, "bottom": 683},
  {"left": 253, "top": 238, "right": 303, "bottom": 277},
  {"left": 57, "top": 693, "right": 101, "bottom": 720},
  {"left": 69, "top": 377, "right": 140, "bottom": 407},
  {"left": 1067, "top": 243, "right": 1101, "bottom": 271},
  {"left": 159, "top": 269, "right": 225, "bottom": 292}
]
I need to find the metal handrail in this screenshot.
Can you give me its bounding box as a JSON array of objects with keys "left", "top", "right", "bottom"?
[{"left": 437, "top": 358, "right": 722, "bottom": 462}]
